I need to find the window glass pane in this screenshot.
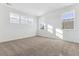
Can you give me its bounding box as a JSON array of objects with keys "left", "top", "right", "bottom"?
[
  {"left": 27, "top": 17, "right": 33, "bottom": 24},
  {"left": 63, "top": 11, "right": 75, "bottom": 20},
  {"left": 10, "top": 12, "right": 19, "bottom": 19},
  {"left": 62, "top": 10, "right": 75, "bottom": 29},
  {"left": 10, "top": 12, "right": 19, "bottom": 24},
  {"left": 21, "top": 16, "right": 27, "bottom": 24},
  {"left": 10, "top": 18, "right": 19, "bottom": 24}
]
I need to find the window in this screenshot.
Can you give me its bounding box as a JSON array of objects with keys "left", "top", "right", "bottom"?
[
  {"left": 63, "top": 11, "right": 75, "bottom": 20},
  {"left": 10, "top": 12, "right": 34, "bottom": 25},
  {"left": 10, "top": 12, "right": 19, "bottom": 24},
  {"left": 62, "top": 10, "right": 75, "bottom": 29},
  {"left": 63, "top": 21, "right": 74, "bottom": 29},
  {"left": 27, "top": 17, "right": 33, "bottom": 24},
  {"left": 20, "top": 16, "right": 27, "bottom": 24}
]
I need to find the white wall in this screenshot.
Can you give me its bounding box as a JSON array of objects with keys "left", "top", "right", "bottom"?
[
  {"left": 0, "top": 5, "right": 37, "bottom": 42},
  {"left": 38, "top": 4, "right": 79, "bottom": 43},
  {"left": 63, "top": 4, "right": 79, "bottom": 43},
  {"left": 37, "top": 10, "right": 63, "bottom": 39},
  {"left": 1, "top": 4, "right": 79, "bottom": 43}
]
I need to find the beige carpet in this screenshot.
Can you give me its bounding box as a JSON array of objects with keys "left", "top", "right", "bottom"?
[{"left": 0, "top": 36, "right": 79, "bottom": 56}]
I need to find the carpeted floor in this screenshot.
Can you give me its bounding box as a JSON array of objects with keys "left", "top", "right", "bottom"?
[{"left": 0, "top": 36, "right": 79, "bottom": 56}]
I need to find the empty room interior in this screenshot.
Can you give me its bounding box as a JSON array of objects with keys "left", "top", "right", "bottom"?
[{"left": 0, "top": 3, "right": 79, "bottom": 56}]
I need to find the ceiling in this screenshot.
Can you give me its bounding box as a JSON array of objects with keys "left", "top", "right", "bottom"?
[{"left": 3, "top": 3, "right": 75, "bottom": 16}]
